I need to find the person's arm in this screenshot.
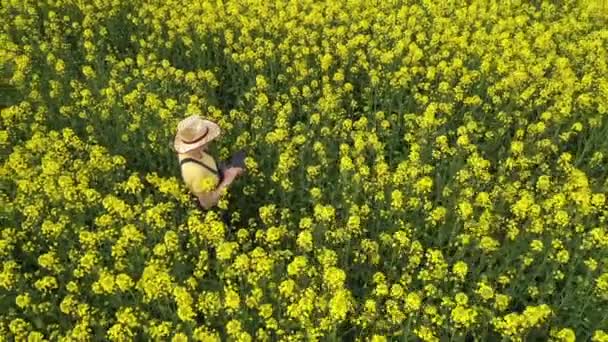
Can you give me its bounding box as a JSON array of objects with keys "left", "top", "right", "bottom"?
[
  {"left": 197, "top": 191, "right": 221, "bottom": 210},
  {"left": 196, "top": 168, "right": 241, "bottom": 209},
  {"left": 196, "top": 182, "right": 228, "bottom": 209}
]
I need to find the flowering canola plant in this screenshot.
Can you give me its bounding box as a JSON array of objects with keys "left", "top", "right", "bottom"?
[{"left": 2, "top": 0, "right": 608, "bottom": 340}]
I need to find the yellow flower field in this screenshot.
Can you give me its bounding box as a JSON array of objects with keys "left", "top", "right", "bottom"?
[{"left": 1, "top": 0, "right": 608, "bottom": 341}]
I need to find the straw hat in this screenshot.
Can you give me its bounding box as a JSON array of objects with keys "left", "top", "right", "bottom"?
[{"left": 173, "top": 115, "right": 221, "bottom": 153}]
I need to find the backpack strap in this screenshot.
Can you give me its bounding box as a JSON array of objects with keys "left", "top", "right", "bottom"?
[{"left": 180, "top": 158, "right": 220, "bottom": 176}]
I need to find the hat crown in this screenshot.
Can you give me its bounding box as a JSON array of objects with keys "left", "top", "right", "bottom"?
[
  {"left": 174, "top": 115, "right": 221, "bottom": 153},
  {"left": 177, "top": 116, "right": 206, "bottom": 140},
  {"left": 179, "top": 126, "right": 204, "bottom": 141}
]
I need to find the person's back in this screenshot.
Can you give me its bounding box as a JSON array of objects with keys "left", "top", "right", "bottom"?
[{"left": 179, "top": 151, "right": 221, "bottom": 195}]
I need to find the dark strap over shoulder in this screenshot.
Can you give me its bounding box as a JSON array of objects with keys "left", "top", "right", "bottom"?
[{"left": 180, "top": 158, "right": 220, "bottom": 176}]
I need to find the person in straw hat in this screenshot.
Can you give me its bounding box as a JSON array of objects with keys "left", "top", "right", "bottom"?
[{"left": 174, "top": 115, "right": 246, "bottom": 210}]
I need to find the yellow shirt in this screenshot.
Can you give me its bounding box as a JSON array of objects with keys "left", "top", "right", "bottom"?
[{"left": 178, "top": 152, "right": 221, "bottom": 195}]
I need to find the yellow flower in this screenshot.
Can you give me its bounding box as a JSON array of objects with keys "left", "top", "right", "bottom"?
[
  {"left": 452, "top": 261, "right": 468, "bottom": 281},
  {"left": 174, "top": 286, "right": 196, "bottom": 323},
  {"left": 592, "top": 330, "right": 608, "bottom": 342},
  {"left": 414, "top": 176, "right": 433, "bottom": 194},
  {"left": 216, "top": 241, "right": 238, "bottom": 261},
  {"left": 34, "top": 276, "right": 58, "bottom": 293},
  {"left": 279, "top": 279, "right": 297, "bottom": 300},
  {"left": 193, "top": 326, "right": 221, "bottom": 342},
  {"left": 551, "top": 328, "right": 576, "bottom": 342},
  {"left": 556, "top": 249, "right": 570, "bottom": 264},
  {"left": 287, "top": 256, "right": 308, "bottom": 277},
  {"left": 391, "top": 190, "right": 404, "bottom": 209},
  {"left": 96, "top": 270, "right": 115, "bottom": 294},
  {"left": 149, "top": 321, "right": 172, "bottom": 340},
  {"left": 27, "top": 331, "right": 45, "bottom": 342},
  {"left": 136, "top": 263, "right": 175, "bottom": 302},
  {"left": 15, "top": 294, "right": 31, "bottom": 309},
  {"left": 415, "top": 325, "right": 439, "bottom": 342},
  {"left": 596, "top": 273, "right": 608, "bottom": 300},
  {"left": 476, "top": 282, "right": 494, "bottom": 301},
  {"left": 320, "top": 53, "right": 333, "bottom": 71},
  {"left": 451, "top": 305, "right": 477, "bottom": 328},
  {"left": 323, "top": 266, "right": 346, "bottom": 291},
  {"left": 371, "top": 335, "right": 387, "bottom": 342},
  {"left": 296, "top": 230, "right": 313, "bottom": 252},
  {"left": 329, "top": 289, "right": 352, "bottom": 321},
  {"left": 405, "top": 292, "right": 422, "bottom": 312},
  {"left": 194, "top": 175, "right": 218, "bottom": 193},
  {"left": 494, "top": 294, "right": 511, "bottom": 312},
  {"left": 224, "top": 287, "right": 241, "bottom": 311},
  {"left": 458, "top": 201, "right": 473, "bottom": 220},
  {"left": 54, "top": 59, "right": 65, "bottom": 74},
  {"left": 480, "top": 236, "right": 500, "bottom": 253},
  {"left": 530, "top": 240, "right": 544, "bottom": 252},
  {"left": 172, "top": 332, "right": 189, "bottom": 342},
  {"left": 313, "top": 204, "right": 335, "bottom": 223}
]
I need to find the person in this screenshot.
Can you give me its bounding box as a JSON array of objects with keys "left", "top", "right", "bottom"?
[{"left": 174, "top": 115, "right": 245, "bottom": 210}]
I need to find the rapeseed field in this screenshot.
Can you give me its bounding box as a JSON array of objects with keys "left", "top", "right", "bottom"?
[{"left": 1, "top": 0, "right": 608, "bottom": 341}]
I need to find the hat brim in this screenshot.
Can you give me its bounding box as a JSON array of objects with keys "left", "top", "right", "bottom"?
[{"left": 173, "top": 120, "right": 221, "bottom": 153}]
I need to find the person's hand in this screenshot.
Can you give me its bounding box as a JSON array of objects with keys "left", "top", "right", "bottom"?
[{"left": 223, "top": 167, "right": 244, "bottom": 183}]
